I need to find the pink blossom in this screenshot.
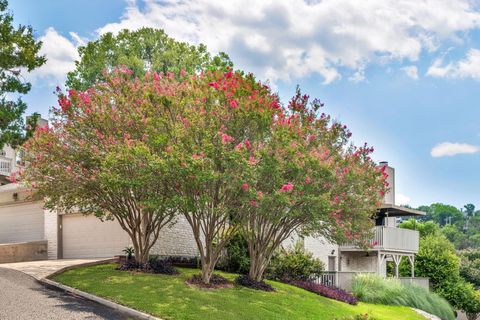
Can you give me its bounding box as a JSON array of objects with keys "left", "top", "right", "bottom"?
[
  {"left": 221, "top": 133, "right": 235, "bottom": 144},
  {"left": 225, "top": 71, "right": 233, "bottom": 78},
  {"left": 208, "top": 82, "right": 220, "bottom": 90},
  {"left": 248, "top": 156, "right": 255, "bottom": 165},
  {"left": 305, "top": 176, "right": 311, "bottom": 184},
  {"left": 308, "top": 134, "right": 315, "bottom": 142},
  {"left": 280, "top": 182, "right": 294, "bottom": 192},
  {"left": 250, "top": 200, "right": 258, "bottom": 208},
  {"left": 242, "top": 183, "right": 249, "bottom": 190},
  {"left": 257, "top": 191, "right": 263, "bottom": 199},
  {"left": 245, "top": 139, "right": 251, "bottom": 149},
  {"left": 343, "top": 167, "right": 349, "bottom": 174},
  {"left": 153, "top": 72, "right": 160, "bottom": 81},
  {"left": 66, "top": 165, "right": 72, "bottom": 172},
  {"left": 235, "top": 142, "right": 244, "bottom": 149},
  {"left": 229, "top": 99, "right": 239, "bottom": 109}
]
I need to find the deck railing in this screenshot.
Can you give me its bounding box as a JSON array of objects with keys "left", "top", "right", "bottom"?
[
  {"left": 314, "top": 272, "right": 429, "bottom": 291},
  {"left": 340, "top": 226, "right": 419, "bottom": 253},
  {"left": 313, "top": 271, "right": 377, "bottom": 291},
  {"left": 0, "top": 159, "right": 11, "bottom": 176}
]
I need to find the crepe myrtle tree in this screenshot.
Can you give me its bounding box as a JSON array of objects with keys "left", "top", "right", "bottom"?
[
  {"left": 162, "top": 69, "right": 282, "bottom": 284},
  {"left": 19, "top": 68, "right": 182, "bottom": 264},
  {"left": 236, "top": 89, "right": 388, "bottom": 282}
]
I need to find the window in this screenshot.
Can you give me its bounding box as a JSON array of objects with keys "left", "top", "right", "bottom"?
[{"left": 0, "top": 150, "right": 5, "bottom": 157}]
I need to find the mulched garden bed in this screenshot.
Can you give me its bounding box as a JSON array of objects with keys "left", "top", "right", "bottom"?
[
  {"left": 186, "top": 274, "right": 233, "bottom": 289},
  {"left": 116, "top": 259, "right": 179, "bottom": 275},
  {"left": 235, "top": 275, "right": 275, "bottom": 292}
]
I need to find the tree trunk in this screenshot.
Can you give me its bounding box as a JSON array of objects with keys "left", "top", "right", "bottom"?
[{"left": 248, "top": 247, "right": 272, "bottom": 282}]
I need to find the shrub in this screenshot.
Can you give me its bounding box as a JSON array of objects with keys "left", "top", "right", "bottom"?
[
  {"left": 352, "top": 274, "right": 455, "bottom": 320},
  {"left": 235, "top": 275, "right": 274, "bottom": 292},
  {"left": 123, "top": 246, "right": 135, "bottom": 260},
  {"left": 116, "top": 256, "right": 178, "bottom": 275},
  {"left": 460, "top": 249, "right": 480, "bottom": 289},
  {"left": 288, "top": 280, "right": 357, "bottom": 305},
  {"left": 148, "top": 256, "right": 179, "bottom": 275},
  {"left": 217, "top": 233, "right": 250, "bottom": 274},
  {"left": 187, "top": 274, "right": 232, "bottom": 289},
  {"left": 267, "top": 242, "right": 325, "bottom": 281}
]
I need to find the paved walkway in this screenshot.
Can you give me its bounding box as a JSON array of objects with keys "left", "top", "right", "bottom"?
[
  {"left": 0, "top": 267, "right": 129, "bottom": 320},
  {"left": 0, "top": 258, "right": 108, "bottom": 279}
]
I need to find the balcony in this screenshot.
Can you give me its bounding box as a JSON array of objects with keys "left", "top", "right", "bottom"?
[
  {"left": 340, "top": 226, "right": 419, "bottom": 253},
  {"left": 0, "top": 159, "right": 12, "bottom": 177}
]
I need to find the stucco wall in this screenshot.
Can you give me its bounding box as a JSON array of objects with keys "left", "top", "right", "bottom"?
[
  {"left": 340, "top": 252, "right": 379, "bottom": 273},
  {"left": 304, "top": 236, "right": 339, "bottom": 269}
]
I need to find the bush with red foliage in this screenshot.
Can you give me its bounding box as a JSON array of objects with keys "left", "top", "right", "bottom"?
[{"left": 288, "top": 280, "right": 357, "bottom": 305}]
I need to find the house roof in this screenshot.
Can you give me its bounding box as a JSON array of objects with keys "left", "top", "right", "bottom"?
[{"left": 377, "top": 204, "right": 425, "bottom": 217}]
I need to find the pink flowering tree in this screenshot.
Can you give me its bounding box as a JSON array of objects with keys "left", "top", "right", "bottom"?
[
  {"left": 20, "top": 68, "right": 183, "bottom": 264},
  {"left": 164, "top": 70, "right": 281, "bottom": 284},
  {"left": 237, "top": 89, "right": 387, "bottom": 282}
]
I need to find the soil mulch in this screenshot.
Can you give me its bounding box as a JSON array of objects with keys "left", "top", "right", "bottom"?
[
  {"left": 186, "top": 274, "right": 234, "bottom": 289},
  {"left": 235, "top": 275, "right": 275, "bottom": 292}
]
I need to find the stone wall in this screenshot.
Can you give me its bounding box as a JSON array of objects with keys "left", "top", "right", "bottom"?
[
  {"left": 0, "top": 240, "right": 48, "bottom": 263},
  {"left": 150, "top": 215, "right": 199, "bottom": 257}
]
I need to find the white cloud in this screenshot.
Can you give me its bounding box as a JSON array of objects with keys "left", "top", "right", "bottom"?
[
  {"left": 25, "top": 27, "right": 79, "bottom": 86},
  {"left": 95, "top": 0, "right": 480, "bottom": 85},
  {"left": 431, "top": 142, "right": 480, "bottom": 157},
  {"left": 401, "top": 65, "right": 419, "bottom": 80},
  {"left": 427, "top": 48, "right": 480, "bottom": 80},
  {"left": 396, "top": 193, "right": 411, "bottom": 206}
]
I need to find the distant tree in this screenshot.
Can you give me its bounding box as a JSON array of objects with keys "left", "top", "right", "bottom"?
[
  {"left": 0, "top": 0, "right": 45, "bottom": 149},
  {"left": 417, "top": 205, "right": 433, "bottom": 221},
  {"left": 464, "top": 204, "right": 476, "bottom": 217},
  {"left": 429, "top": 203, "right": 464, "bottom": 226},
  {"left": 66, "top": 28, "right": 232, "bottom": 91}
]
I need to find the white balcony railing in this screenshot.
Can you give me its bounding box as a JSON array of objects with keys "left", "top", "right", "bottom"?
[
  {"left": 0, "top": 159, "right": 12, "bottom": 176},
  {"left": 340, "top": 226, "right": 419, "bottom": 253}
]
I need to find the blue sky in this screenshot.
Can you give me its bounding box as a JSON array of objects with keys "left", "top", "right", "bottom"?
[{"left": 9, "top": 0, "right": 480, "bottom": 209}]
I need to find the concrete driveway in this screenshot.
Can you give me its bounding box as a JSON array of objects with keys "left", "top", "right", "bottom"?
[
  {"left": 0, "top": 267, "right": 130, "bottom": 320},
  {"left": 0, "top": 258, "right": 110, "bottom": 279}
]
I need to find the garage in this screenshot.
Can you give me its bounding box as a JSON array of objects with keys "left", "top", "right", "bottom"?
[
  {"left": 0, "top": 202, "right": 44, "bottom": 243},
  {"left": 62, "top": 214, "right": 130, "bottom": 259}
]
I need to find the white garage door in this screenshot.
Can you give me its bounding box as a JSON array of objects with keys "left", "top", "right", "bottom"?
[
  {"left": 62, "top": 214, "right": 130, "bottom": 259},
  {"left": 0, "top": 202, "right": 44, "bottom": 243}
]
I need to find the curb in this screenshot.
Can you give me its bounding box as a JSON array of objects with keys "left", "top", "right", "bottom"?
[{"left": 40, "top": 278, "right": 161, "bottom": 320}]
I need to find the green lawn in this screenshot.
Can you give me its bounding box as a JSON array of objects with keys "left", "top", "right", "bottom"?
[{"left": 53, "top": 264, "right": 426, "bottom": 320}]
